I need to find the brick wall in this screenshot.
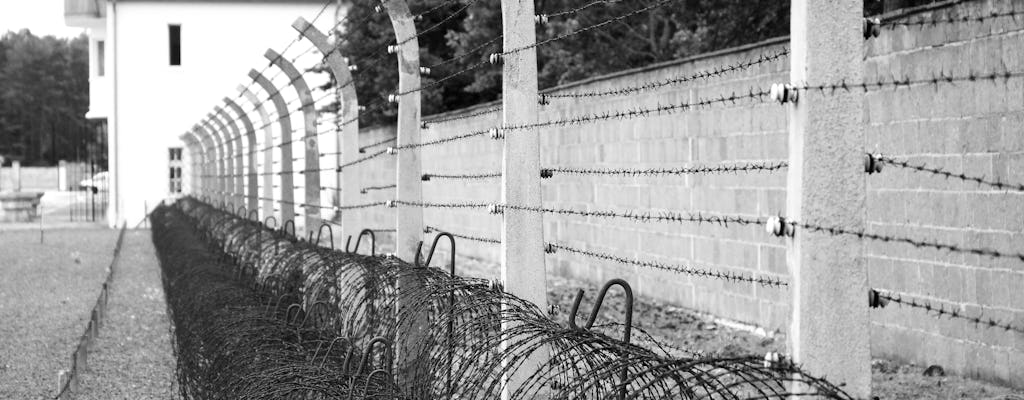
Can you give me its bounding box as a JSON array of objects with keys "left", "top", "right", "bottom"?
[{"left": 347, "top": 0, "right": 1023, "bottom": 387}]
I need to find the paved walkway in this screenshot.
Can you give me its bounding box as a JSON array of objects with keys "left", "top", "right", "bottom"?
[{"left": 76, "top": 230, "right": 179, "bottom": 399}]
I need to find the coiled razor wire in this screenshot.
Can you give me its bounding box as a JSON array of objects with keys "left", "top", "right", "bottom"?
[{"left": 151, "top": 197, "right": 854, "bottom": 399}]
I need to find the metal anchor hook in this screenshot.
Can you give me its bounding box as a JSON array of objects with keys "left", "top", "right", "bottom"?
[
  {"left": 264, "top": 216, "right": 278, "bottom": 230},
  {"left": 568, "top": 278, "right": 633, "bottom": 400},
  {"left": 345, "top": 229, "right": 377, "bottom": 256},
  {"left": 414, "top": 232, "right": 456, "bottom": 275},
  {"left": 361, "top": 368, "right": 392, "bottom": 398},
  {"left": 285, "top": 303, "right": 304, "bottom": 325},
  {"left": 348, "top": 337, "right": 392, "bottom": 399},
  {"left": 281, "top": 220, "right": 297, "bottom": 241},
  {"left": 315, "top": 223, "right": 335, "bottom": 250},
  {"left": 248, "top": 209, "right": 260, "bottom": 222},
  {"left": 314, "top": 336, "right": 351, "bottom": 369}
]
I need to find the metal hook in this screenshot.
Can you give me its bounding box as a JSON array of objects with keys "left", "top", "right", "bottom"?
[
  {"left": 356, "top": 336, "right": 391, "bottom": 375},
  {"left": 316, "top": 336, "right": 351, "bottom": 369},
  {"left": 282, "top": 220, "right": 296, "bottom": 240},
  {"left": 568, "top": 278, "right": 633, "bottom": 342},
  {"left": 362, "top": 368, "right": 391, "bottom": 398},
  {"left": 316, "top": 223, "right": 335, "bottom": 250},
  {"left": 248, "top": 209, "right": 260, "bottom": 221},
  {"left": 414, "top": 232, "right": 456, "bottom": 276},
  {"left": 346, "top": 229, "right": 376, "bottom": 256},
  {"left": 568, "top": 278, "right": 633, "bottom": 400},
  {"left": 285, "top": 303, "right": 303, "bottom": 325},
  {"left": 264, "top": 216, "right": 278, "bottom": 230}
]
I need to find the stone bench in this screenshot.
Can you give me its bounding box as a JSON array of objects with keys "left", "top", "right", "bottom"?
[{"left": 0, "top": 192, "right": 45, "bottom": 222}]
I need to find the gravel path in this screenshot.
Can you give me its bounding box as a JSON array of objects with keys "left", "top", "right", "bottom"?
[
  {"left": 75, "top": 230, "right": 179, "bottom": 400},
  {"left": 0, "top": 228, "right": 118, "bottom": 400}
]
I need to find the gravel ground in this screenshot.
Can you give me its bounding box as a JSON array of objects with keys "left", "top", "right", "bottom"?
[
  {"left": 76, "top": 230, "right": 179, "bottom": 400},
  {"left": 0, "top": 228, "right": 119, "bottom": 400},
  {"left": 456, "top": 254, "right": 1024, "bottom": 399}
]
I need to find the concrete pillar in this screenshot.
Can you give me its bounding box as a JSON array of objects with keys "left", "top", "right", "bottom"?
[
  {"left": 198, "top": 121, "right": 225, "bottom": 205},
  {"left": 499, "top": 0, "right": 548, "bottom": 395},
  {"left": 293, "top": 17, "right": 362, "bottom": 243},
  {"left": 207, "top": 112, "right": 236, "bottom": 209},
  {"left": 382, "top": 0, "right": 426, "bottom": 394},
  {"left": 224, "top": 97, "right": 259, "bottom": 213},
  {"left": 267, "top": 49, "right": 321, "bottom": 232},
  {"left": 215, "top": 105, "right": 245, "bottom": 210},
  {"left": 249, "top": 69, "right": 296, "bottom": 223},
  {"left": 786, "top": 0, "right": 869, "bottom": 397},
  {"left": 238, "top": 85, "right": 276, "bottom": 221}
]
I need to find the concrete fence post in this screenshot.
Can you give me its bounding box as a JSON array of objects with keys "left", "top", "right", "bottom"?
[
  {"left": 198, "top": 121, "right": 226, "bottom": 206},
  {"left": 191, "top": 126, "right": 214, "bottom": 198},
  {"left": 292, "top": 17, "right": 362, "bottom": 242},
  {"left": 179, "top": 131, "right": 202, "bottom": 195},
  {"left": 249, "top": 69, "right": 296, "bottom": 223},
  {"left": 206, "top": 114, "right": 235, "bottom": 208},
  {"left": 786, "top": 0, "right": 870, "bottom": 397},
  {"left": 499, "top": 0, "right": 549, "bottom": 395},
  {"left": 267, "top": 49, "right": 321, "bottom": 232},
  {"left": 224, "top": 97, "right": 259, "bottom": 212},
  {"left": 382, "top": 0, "right": 426, "bottom": 393},
  {"left": 238, "top": 84, "right": 276, "bottom": 221},
  {"left": 214, "top": 105, "right": 245, "bottom": 207}
]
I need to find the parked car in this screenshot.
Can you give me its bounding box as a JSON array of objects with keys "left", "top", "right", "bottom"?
[{"left": 79, "top": 171, "right": 108, "bottom": 192}]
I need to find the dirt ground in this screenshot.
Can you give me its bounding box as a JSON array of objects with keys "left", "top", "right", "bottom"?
[
  {"left": 457, "top": 254, "right": 1024, "bottom": 400},
  {"left": 0, "top": 228, "right": 119, "bottom": 400}
]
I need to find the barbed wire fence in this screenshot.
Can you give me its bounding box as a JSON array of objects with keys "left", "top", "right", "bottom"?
[{"left": 165, "top": 0, "right": 1024, "bottom": 398}]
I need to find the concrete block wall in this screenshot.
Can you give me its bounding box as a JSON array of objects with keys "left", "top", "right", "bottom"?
[
  {"left": 348, "top": 0, "right": 1023, "bottom": 387},
  {"left": 863, "top": 0, "right": 1024, "bottom": 386}
]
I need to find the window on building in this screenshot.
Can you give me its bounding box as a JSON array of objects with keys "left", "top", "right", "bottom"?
[
  {"left": 169, "top": 25, "right": 181, "bottom": 66},
  {"left": 96, "top": 40, "right": 105, "bottom": 77},
  {"left": 169, "top": 147, "right": 183, "bottom": 193}
]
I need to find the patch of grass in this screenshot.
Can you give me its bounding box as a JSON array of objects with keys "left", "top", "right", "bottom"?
[{"left": 0, "top": 228, "right": 119, "bottom": 399}]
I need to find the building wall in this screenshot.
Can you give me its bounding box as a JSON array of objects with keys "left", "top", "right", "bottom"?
[
  {"left": 110, "top": 1, "right": 333, "bottom": 226},
  {"left": 343, "top": 0, "right": 1022, "bottom": 387}
]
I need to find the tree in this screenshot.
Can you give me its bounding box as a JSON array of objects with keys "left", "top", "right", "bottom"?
[{"left": 0, "top": 30, "right": 91, "bottom": 167}]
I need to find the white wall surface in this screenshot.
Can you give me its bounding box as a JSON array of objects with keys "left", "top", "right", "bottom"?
[{"left": 110, "top": 1, "right": 336, "bottom": 227}]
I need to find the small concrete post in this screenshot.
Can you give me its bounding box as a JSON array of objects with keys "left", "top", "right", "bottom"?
[
  {"left": 12, "top": 161, "right": 21, "bottom": 192},
  {"left": 224, "top": 97, "right": 259, "bottom": 212},
  {"left": 267, "top": 49, "right": 321, "bottom": 232},
  {"left": 239, "top": 84, "right": 276, "bottom": 221},
  {"left": 292, "top": 17, "right": 361, "bottom": 243},
  {"left": 208, "top": 111, "right": 237, "bottom": 208},
  {"left": 786, "top": 0, "right": 869, "bottom": 397},
  {"left": 250, "top": 69, "right": 296, "bottom": 223},
  {"left": 179, "top": 132, "right": 202, "bottom": 194},
  {"left": 499, "top": 0, "right": 548, "bottom": 395},
  {"left": 382, "top": 0, "right": 426, "bottom": 393},
  {"left": 215, "top": 105, "right": 245, "bottom": 208}
]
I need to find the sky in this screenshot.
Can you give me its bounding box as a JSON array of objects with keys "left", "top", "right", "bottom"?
[{"left": 0, "top": 0, "right": 87, "bottom": 38}]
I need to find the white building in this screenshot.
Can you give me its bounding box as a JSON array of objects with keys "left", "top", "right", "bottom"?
[{"left": 65, "top": 0, "right": 338, "bottom": 227}]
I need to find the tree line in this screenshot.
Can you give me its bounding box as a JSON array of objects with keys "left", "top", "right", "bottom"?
[{"left": 0, "top": 29, "right": 95, "bottom": 167}]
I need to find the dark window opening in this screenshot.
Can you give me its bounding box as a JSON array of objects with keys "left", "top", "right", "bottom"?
[
  {"left": 96, "top": 40, "right": 105, "bottom": 76},
  {"left": 169, "top": 147, "right": 183, "bottom": 193},
  {"left": 169, "top": 25, "right": 181, "bottom": 66}
]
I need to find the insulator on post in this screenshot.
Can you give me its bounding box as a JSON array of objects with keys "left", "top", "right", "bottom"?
[
  {"left": 544, "top": 243, "right": 556, "bottom": 254},
  {"left": 420, "top": 121, "right": 429, "bottom": 129},
  {"left": 421, "top": 174, "right": 431, "bottom": 181},
  {"left": 374, "top": 4, "right": 384, "bottom": 13},
  {"left": 387, "top": 93, "right": 399, "bottom": 103},
  {"left": 387, "top": 44, "right": 398, "bottom": 54},
  {"left": 348, "top": 65, "right": 358, "bottom": 72},
  {"left": 489, "top": 53, "right": 501, "bottom": 64},
  {"left": 538, "top": 93, "right": 549, "bottom": 106},
  {"left": 540, "top": 168, "right": 553, "bottom": 179},
  {"left": 534, "top": 14, "right": 549, "bottom": 24},
  {"left": 863, "top": 153, "right": 883, "bottom": 174},
  {"left": 868, "top": 289, "right": 889, "bottom": 308},
  {"left": 489, "top": 127, "right": 504, "bottom": 140},
  {"left": 385, "top": 200, "right": 396, "bottom": 208},
  {"left": 386, "top": 147, "right": 397, "bottom": 155},
  {"left": 764, "top": 215, "right": 790, "bottom": 237},
  {"left": 769, "top": 83, "right": 798, "bottom": 104},
  {"left": 488, "top": 204, "right": 503, "bottom": 215},
  {"left": 419, "top": 66, "right": 431, "bottom": 76},
  {"left": 358, "top": 106, "right": 367, "bottom": 112},
  {"left": 863, "top": 18, "right": 881, "bottom": 39},
  {"left": 343, "top": 56, "right": 351, "bottom": 64},
  {"left": 763, "top": 352, "right": 785, "bottom": 369}
]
